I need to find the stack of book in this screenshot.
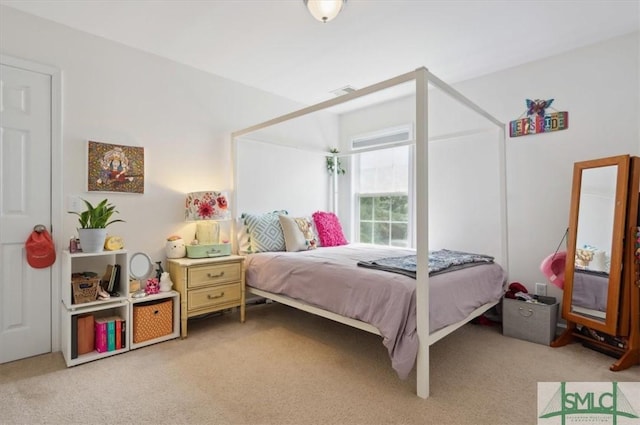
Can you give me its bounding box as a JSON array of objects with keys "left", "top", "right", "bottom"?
[
  {"left": 101, "top": 264, "right": 121, "bottom": 295},
  {"left": 94, "top": 316, "right": 126, "bottom": 353}
]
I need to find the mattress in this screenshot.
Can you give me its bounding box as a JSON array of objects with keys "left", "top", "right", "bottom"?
[{"left": 243, "top": 243, "right": 507, "bottom": 379}]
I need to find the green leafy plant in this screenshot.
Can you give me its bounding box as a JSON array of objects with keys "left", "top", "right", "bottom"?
[
  {"left": 69, "top": 198, "right": 125, "bottom": 229},
  {"left": 326, "top": 148, "right": 346, "bottom": 175}
]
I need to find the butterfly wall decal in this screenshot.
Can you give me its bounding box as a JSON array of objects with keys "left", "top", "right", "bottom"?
[{"left": 526, "top": 99, "right": 554, "bottom": 117}]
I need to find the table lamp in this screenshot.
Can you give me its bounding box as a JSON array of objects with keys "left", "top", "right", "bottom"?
[{"left": 184, "top": 191, "right": 231, "bottom": 258}]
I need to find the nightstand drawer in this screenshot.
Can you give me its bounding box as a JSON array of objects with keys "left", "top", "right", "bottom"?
[
  {"left": 188, "top": 283, "right": 241, "bottom": 311},
  {"left": 188, "top": 263, "right": 241, "bottom": 288}
]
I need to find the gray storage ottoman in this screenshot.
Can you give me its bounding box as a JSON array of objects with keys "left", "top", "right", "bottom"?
[{"left": 502, "top": 297, "right": 559, "bottom": 345}]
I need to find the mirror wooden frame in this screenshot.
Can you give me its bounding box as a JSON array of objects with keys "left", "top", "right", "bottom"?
[
  {"left": 562, "top": 155, "right": 630, "bottom": 335},
  {"left": 553, "top": 154, "right": 640, "bottom": 372}
]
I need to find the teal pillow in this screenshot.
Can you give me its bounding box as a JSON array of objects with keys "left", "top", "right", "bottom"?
[{"left": 241, "top": 210, "right": 287, "bottom": 253}]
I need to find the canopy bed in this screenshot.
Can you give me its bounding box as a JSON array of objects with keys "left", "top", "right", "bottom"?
[{"left": 231, "top": 67, "right": 508, "bottom": 398}]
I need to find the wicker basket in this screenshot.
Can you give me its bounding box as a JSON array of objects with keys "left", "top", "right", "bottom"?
[
  {"left": 133, "top": 298, "right": 173, "bottom": 343},
  {"left": 71, "top": 274, "right": 100, "bottom": 304}
]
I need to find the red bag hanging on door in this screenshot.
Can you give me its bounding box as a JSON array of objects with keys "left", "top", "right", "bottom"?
[{"left": 25, "top": 227, "right": 56, "bottom": 268}]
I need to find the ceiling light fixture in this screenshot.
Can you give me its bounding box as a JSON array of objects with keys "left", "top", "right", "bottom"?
[{"left": 304, "top": 0, "right": 347, "bottom": 23}]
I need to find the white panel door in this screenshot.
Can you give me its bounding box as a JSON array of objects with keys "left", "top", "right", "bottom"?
[{"left": 0, "top": 63, "right": 52, "bottom": 363}]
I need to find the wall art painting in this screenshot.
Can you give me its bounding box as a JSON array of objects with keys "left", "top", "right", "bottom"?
[
  {"left": 87, "top": 140, "right": 144, "bottom": 193},
  {"left": 509, "top": 98, "right": 569, "bottom": 138}
]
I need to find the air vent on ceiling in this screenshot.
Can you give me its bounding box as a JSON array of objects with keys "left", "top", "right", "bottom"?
[
  {"left": 351, "top": 124, "right": 413, "bottom": 150},
  {"left": 331, "top": 85, "right": 356, "bottom": 97}
]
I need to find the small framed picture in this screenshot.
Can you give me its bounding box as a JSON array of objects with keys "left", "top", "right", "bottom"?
[{"left": 87, "top": 140, "right": 144, "bottom": 193}]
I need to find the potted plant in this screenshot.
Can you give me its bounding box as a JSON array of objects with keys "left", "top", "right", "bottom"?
[
  {"left": 326, "top": 148, "right": 346, "bottom": 175},
  {"left": 69, "top": 198, "right": 125, "bottom": 253}
]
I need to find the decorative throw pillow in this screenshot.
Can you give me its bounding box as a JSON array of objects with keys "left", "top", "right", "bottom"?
[
  {"left": 236, "top": 217, "right": 251, "bottom": 254},
  {"left": 241, "top": 211, "right": 287, "bottom": 253},
  {"left": 279, "top": 215, "right": 317, "bottom": 252},
  {"left": 312, "top": 211, "right": 348, "bottom": 247}
]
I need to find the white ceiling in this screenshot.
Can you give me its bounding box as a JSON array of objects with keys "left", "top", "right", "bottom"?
[{"left": 2, "top": 0, "right": 639, "bottom": 105}]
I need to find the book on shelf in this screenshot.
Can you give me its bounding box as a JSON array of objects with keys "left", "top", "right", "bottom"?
[
  {"left": 107, "top": 320, "right": 116, "bottom": 351},
  {"left": 77, "top": 314, "right": 95, "bottom": 355},
  {"left": 101, "top": 264, "right": 121, "bottom": 295},
  {"left": 111, "top": 264, "right": 121, "bottom": 295},
  {"left": 94, "top": 318, "right": 109, "bottom": 353},
  {"left": 115, "top": 319, "right": 122, "bottom": 349},
  {"left": 121, "top": 319, "right": 126, "bottom": 349},
  {"left": 71, "top": 315, "right": 78, "bottom": 359},
  {"left": 101, "top": 264, "right": 115, "bottom": 292}
]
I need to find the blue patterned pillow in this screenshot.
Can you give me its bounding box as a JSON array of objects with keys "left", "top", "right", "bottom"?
[{"left": 241, "top": 211, "right": 287, "bottom": 253}]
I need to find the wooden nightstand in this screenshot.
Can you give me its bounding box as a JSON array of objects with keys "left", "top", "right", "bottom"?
[{"left": 166, "top": 255, "right": 245, "bottom": 338}]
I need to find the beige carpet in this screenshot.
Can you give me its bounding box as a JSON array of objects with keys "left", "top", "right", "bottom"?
[{"left": 1, "top": 302, "right": 638, "bottom": 425}]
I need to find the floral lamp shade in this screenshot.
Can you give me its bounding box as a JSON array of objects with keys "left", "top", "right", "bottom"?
[
  {"left": 185, "top": 191, "right": 230, "bottom": 221},
  {"left": 185, "top": 191, "right": 230, "bottom": 246}
]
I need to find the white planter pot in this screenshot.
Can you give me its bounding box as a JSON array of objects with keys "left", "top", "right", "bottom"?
[{"left": 78, "top": 228, "right": 108, "bottom": 253}]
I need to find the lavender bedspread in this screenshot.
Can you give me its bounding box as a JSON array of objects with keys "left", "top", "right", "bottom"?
[
  {"left": 572, "top": 269, "right": 609, "bottom": 312},
  {"left": 244, "top": 244, "right": 506, "bottom": 379}
]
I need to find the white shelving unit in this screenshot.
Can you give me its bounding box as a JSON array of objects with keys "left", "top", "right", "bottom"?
[
  {"left": 128, "top": 290, "right": 180, "bottom": 350},
  {"left": 60, "top": 300, "right": 129, "bottom": 367},
  {"left": 60, "top": 249, "right": 181, "bottom": 366},
  {"left": 60, "top": 249, "right": 130, "bottom": 367}
]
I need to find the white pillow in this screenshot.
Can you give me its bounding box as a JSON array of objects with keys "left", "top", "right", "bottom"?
[
  {"left": 236, "top": 217, "right": 251, "bottom": 254},
  {"left": 279, "top": 215, "right": 317, "bottom": 252}
]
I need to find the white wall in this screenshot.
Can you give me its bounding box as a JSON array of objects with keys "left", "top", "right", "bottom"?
[
  {"left": 336, "top": 32, "right": 639, "bottom": 305},
  {"left": 235, "top": 138, "right": 331, "bottom": 216},
  {"left": 456, "top": 32, "right": 639, "bottom": 302},
  {"left": 0, "top": 6, "right": 338, "bottom": 262}
]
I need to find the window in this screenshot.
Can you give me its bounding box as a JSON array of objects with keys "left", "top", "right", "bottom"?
[
  {"left": 359, "top": 194, "right": 409, "bottom": 246},
  {"left": 354, "top": 144, "right": 412, "bottom": 247}
]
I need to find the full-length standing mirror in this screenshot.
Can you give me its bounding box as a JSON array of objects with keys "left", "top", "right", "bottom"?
[
  {"left": 565, "top": 156, "right": 628, "bottom": 334},
  {"left": 553, "top": 154, "right": 640, "bottom": 372}
]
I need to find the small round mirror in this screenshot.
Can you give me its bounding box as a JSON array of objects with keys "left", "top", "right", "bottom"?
[{"left": 130, "top": 252, "right": 154, "bottom": 281}]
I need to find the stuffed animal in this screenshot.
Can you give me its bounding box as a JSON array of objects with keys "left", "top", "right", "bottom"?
[
  {"left": 145, "top": 278, "right": 159, "bottom": 295},
  {"left": 575, "top": 248, "right": 594, "bottom": 267},
  {"left": 159, "top": 272, "right": 173, "bottom": 292},
  {"left": 165, "top": 235, "right": 186, "bottom": 258}
]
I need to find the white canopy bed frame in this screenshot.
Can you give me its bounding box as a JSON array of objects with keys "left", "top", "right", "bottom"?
[{"left": 231, "top": 67, "right": 507, "bottom": 399}]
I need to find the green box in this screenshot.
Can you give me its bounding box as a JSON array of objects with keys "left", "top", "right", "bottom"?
[{"left": 186, "top": 243, "right": 231, "bottom": 259}]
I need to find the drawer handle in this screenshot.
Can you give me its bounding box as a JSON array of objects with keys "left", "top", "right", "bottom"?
[
  {"left": 207, "top": 271, "right": 225, "bottom": 278},
  {"left": 518, "top": 307, "right": 534, "bottom": 317},
  {"left": 207, "top": 292, "right": 225, "bottom": 300}
]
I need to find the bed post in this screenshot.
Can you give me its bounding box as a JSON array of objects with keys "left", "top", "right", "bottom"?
[
  {"left": 332, "top": 151, "right": 339, "bottom": 214},
  {"left": 415, "top": 67, "right": 430, "bottom": 399}
]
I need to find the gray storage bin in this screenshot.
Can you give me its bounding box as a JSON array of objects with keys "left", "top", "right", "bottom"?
[{"left": 502, "top": 297, "right": 559, "bottom": 345}]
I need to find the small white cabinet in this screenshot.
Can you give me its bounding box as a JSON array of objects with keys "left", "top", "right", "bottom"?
[
  {"left": 60, "top": 249, "right": 181, "bottom": 367},
  {"left": 60, "top": 249, "right": 130, "bottom": 367}
]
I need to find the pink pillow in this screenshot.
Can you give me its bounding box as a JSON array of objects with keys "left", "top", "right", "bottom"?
[{"left": 312, "top": 211, "right": 347, "bottom": 247}]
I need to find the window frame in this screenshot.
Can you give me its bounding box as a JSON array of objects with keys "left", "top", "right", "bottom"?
[{"left": 351, "top": 138, "right": 415, "bottom": 248}]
